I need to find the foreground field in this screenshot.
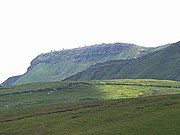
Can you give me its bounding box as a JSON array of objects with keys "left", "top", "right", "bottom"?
[
  {"left": 0, "top": 79, "right": 180, "bottom": 134},
  {"left": 0, "top": 94, "right": 180, "bottom": 135}
]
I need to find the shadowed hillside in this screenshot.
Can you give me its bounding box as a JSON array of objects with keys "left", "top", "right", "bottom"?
[{"left": 66, "top": 41, "right": 180, "bottom": 81}]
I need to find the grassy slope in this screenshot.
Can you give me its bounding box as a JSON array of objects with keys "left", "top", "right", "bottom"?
[
  {"left": 66, "top": 42, "right": 180, "bottom": 81},
  {"left": 14, "top": 61, "right": 95, "bottom": 84},
  {"left": 0, "top": 79, "right": 180, "bottom": 134},
  {"left": 0, "top": 94, "right": 180, "bottom": 135},
  {"left": 1, "top": 79, "right": 180, "bottom": 110}
]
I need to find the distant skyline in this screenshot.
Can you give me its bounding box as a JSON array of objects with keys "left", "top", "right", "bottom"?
[{"left": 1, "top": 0, "right": 180, "bottom": 83}]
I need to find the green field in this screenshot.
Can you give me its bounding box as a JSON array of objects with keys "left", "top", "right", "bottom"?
[{"left": 0, "top": 79, "right": 180, "bottom": 134}]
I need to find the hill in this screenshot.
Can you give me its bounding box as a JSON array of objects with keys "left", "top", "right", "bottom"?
[
  {"left": 66, "top": 41, "right": 180, "bottom": 81},
  {"left": 1, "top": 75, "right": 21, "bottom": 87},
  {"left": 2, "top": 43, "right": 161, "bottom": 86}
]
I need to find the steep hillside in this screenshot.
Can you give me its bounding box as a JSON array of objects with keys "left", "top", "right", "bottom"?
[
  {"left": 66, "top": 41, "right": 180, "bottom": 81},
  {"left": 3, "top": 43, "right": 154, "bottom": 86}
]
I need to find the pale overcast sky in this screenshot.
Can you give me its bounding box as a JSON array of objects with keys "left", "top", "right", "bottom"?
[{"left": 0, "top": 0, "right": 180, "bottom": 83}]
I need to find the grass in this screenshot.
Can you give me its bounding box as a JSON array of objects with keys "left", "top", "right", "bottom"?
[
  {"left": 0, "top": 79, "right": 180, "bottom": 134},
  {"left": 0, "top": 82, "right": 102, "bottom": 110},
  {"left": 0, "top": 79, "right": 180, "bottom": 110},
  {"left": 0, "top": 94, "right": 180, "bottom": 135}
]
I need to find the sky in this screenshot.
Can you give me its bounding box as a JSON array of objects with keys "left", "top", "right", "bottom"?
[{"left": 0, "top": 0, "right": 180, "bottom": 83}]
